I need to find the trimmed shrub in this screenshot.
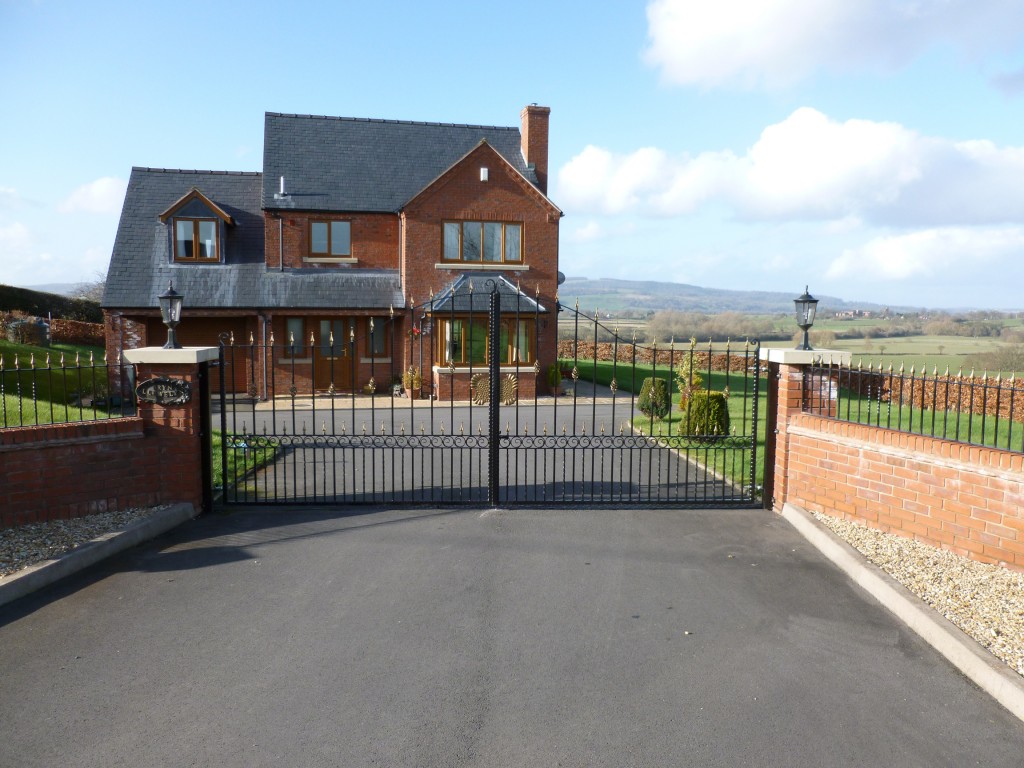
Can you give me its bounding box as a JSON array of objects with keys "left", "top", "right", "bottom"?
[
  {"left": 638, "top": 377, "right": 670, "bottom": 420},
  {"left": 687, "top": 391, "right": 730, "bottom": 435}
]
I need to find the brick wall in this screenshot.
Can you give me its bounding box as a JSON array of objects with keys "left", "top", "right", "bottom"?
[
  {"left": 403, "top": 143, "right": 560, "bottom": 391},
  {"left": 1, "top": 358, "right": 210, "bottom": 529},
  {"left": 769, "top": 360, "right": 1024, "bottom": 570},
  {"left": 264, "top": 211, "right": 398, "bottom": 270}
]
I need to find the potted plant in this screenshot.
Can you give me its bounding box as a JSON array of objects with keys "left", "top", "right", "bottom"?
[{"left": 402, "top": 367, "right": 422, "bottom": 399}]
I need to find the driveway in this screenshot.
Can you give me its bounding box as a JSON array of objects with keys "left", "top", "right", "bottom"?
[{"left": 1, "top": 506, "right": 1022, "bottom": 767}]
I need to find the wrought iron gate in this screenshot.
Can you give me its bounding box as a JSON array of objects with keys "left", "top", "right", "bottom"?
[{"left": 216, "top": 284, "right": 762, "bottom": 507}]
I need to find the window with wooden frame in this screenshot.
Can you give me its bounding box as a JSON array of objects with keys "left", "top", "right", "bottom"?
[
  {"left": 279, "top": 317, "right": 355, "bottom": 361},
  {"left": 366, "top": 316, "right": 390, "bottom": 357},
  {"left": 438, "top": 318, "right": 533, "bottom": 366},
  {"left": 442, "top": 221, "right": 522, "bottom": 264},
  {"left": 174, "top": 219, "right": 219, "bottom": 262},
  {"left": 309, "top": 220, "right": 351, "bottom": 258}
]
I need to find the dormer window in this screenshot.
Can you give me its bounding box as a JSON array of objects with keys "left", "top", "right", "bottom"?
[
  {"left": 158, "top": 187, "right": 233, "bottom": 265},
  {"left": 175, "top": 219, "right": 219, "bottom": 262}
]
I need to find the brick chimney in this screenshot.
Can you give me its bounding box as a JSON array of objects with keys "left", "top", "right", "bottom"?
[{"left": 520, "top": 104, "right": 551, "bottom": 195}]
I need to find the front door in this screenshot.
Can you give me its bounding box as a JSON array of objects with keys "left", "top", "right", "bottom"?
[{"left": 314, "top": 318, "right": 354, "bottom": 392}]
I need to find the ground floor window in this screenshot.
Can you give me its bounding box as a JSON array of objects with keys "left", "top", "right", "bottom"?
[
  {"left": 437, "top": 318, "right": 533, "bottom": 365},
  {"left": 280, "top": 317, "right": 354, "bottom": 358}
]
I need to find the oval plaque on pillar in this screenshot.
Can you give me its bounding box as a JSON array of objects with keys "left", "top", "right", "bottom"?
[{"left": 135, "top": 377, "right": 192, "bottom": 405}]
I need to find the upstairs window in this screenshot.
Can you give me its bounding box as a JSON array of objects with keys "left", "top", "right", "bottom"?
[
  {"left": 443, "top": 221, "right": 522, "bottom": 264},
  {"left": 310, "top": 220, "right": 351, "bottom": 257},
  {"left": 174, "top": 219, "right": 219, "bottom": 262}
]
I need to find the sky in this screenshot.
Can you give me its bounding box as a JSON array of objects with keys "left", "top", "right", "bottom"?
[{"left": 3, "top": 0, "right": 1024, "bottom": 310}]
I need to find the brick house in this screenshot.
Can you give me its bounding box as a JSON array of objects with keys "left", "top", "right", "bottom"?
[{"left": 102, "top": 105, "right": 561, "bottom": 399}]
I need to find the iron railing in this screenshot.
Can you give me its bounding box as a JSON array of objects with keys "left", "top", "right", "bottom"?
[
  {"left": 0, "top": 351, "right": 135, "bottom": 429},
  {"left": 804, "top": 359, "right": 1024, "bottom": 452}
]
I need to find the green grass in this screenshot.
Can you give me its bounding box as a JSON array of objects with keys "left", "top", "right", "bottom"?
[
  {"left": 211, "top": 430, "right": 279, "bottom": 492},
  {"left": 829, "top": 388, "right": 1024, "bottom": 451},
  {"left": 563, "top": 358, "right": 769, "bottom": 491},
  {"left": 0, "top": 338, "right": 123, "bottom": 427}
]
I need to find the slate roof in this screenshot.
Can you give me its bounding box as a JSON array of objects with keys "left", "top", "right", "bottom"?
[
  {"left": 103, "top": 168, "right": 403, "bottom": 310},
  {"left": 263, "top": 113, "right": 540, "bottom": 212},
  {"left": 428, "top": 273, "right": 548, "bottom": 315}
]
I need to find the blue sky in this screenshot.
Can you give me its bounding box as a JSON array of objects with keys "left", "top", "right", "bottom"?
[{"left": 3, "top": 0, "right": 1024, "bottom": 309}]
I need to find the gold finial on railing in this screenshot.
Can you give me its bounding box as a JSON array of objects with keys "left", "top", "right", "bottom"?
[
  {"left": 600, "top": 423, "right": 606, "bottom": 435},
  {"left": 543, "top": 423, "right": 548, "bottom": 436},
  {"left": 575, "top": 297, "right": 579, "bottom": 311},
  {"left": 459, "top": 423, "right": 465, "bottom": 435},
  {"left": 420, "top": 423, "right": 425, "bottom": 435},
  {"left": 250, "top": 332, "right": 255, "bottom": 344},
  {"left": 289, "top": 332, "right": 295, "bottom": 345},
  {"left": 309, "top": 332, "right": 315, "bottom": 346},
  {"left": 380, "top": 422, "right": 386, "bottom": 435},
  {"left": 389, "top": 304, "right": 394, "bottom": 317},
  {"left": 321, "top": 421, "right": 327, "bottom": 435},
  {"left": 468, "top": 280, "right": 474, "bottom": 294},
  {"left": 329, "top": 330, "right": 334, "bottom": 346},
  {"left": 230, "top": 331, "right": 235, "bottom": 345},
  {"left": 350, "top": 326, "right": 355, "bottom": 342},
  {"left": 368, "top": 318, "right": 374, "bottom": 334},
  {"left": 362, "top": 422, "right": 367, "bottom": 435},
  {"left": 523, "top": 424, "right": 529, "bottom": 436},
  {"left": 562, "top": 423, "right": 567, "bottom": 435},
  {"left": 400, "top": 424, "right": 406, "bottom": 436},
  {"left": 440, "top": 423, "right": 445, "bottom": 435},
  {"left": 269, "top": 330, "right": 275, "bottom": 344}
]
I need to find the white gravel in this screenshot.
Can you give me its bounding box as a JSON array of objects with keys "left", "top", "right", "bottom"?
[
  {"left": 0, "top": 507, "right": 167, "bottom": 579},
  {"left": 813, "top": 511, "right": 1024, "bottom": 677}
]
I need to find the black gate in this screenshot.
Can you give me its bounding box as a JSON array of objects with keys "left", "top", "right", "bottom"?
[{"left": 216, "top": 284, "right": 763, "bottom": 507}]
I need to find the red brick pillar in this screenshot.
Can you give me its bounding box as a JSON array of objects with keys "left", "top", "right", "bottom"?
[
  {"left": 123, "top": 347, "right": 219, "bottom": 514},
  {"left": 760, "top": 349, "right": 850, "bottom": 513}
]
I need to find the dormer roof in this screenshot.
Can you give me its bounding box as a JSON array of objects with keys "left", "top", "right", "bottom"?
[{"left": 157, "top": 187, "right": 235, "bottom": 224}]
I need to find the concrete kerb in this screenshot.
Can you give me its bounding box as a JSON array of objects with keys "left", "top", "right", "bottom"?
[
  {"left": 0, "top": 503, "right": 197, "bottom": 609},
  {"left": 782, "top": 502, "right": 1024, "bottom": 723}
]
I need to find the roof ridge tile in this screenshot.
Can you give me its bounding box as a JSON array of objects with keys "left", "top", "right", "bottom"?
[{"left": 264, "top": 111, "right": 517, "bottom": 132}]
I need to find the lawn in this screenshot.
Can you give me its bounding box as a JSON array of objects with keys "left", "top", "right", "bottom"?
[
  {"left": 0, "top": 338, "right": 127, "bottom": 427},
  {"left": 211, "top": 430, "right": 279, "bottom": 494},
  {"left": 563, "top": 358, "right": 770, "bottom": 492}
]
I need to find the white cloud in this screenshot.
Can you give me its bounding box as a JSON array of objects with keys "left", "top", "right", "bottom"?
[
  {"left": 58, "top": 177, "right": 127, "bottom": 215},
  {"left": 555, "top": 108, "right": 1024, "bottom": 227},
  {"left": 644, "top": 0, "right": 1024, "bottom": 89},
  {"left": 826, "top": 227, "right": 1024, "bottom": 281},
  {"left": 0, "top": 221, "right": 32, "bottom": 258}
]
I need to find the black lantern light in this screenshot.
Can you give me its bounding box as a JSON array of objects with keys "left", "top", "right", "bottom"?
[
  {"left": 794, "top": 285, "right": 818, "bottom": 351},
  {"left": 158, "top": 281, "right": 184, "bottom": 350}
]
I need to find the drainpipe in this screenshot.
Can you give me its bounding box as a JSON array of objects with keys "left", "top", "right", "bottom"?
[
  {"left": 279, "top": 216, "right": 284, "bottom": 272},
  {"left": 260, "top": 312, "right": 269, "bottom": 399}
]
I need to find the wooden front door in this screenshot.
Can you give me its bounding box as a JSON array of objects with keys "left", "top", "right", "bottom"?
[{"left": 314, "top": 318, "right": 354, "bottom": 391}]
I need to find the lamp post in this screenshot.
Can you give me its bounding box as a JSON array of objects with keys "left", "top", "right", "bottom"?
[
  {"left": 158, "top": 282, "right": 184, "bottom": 350},
  {"left": 794, "top": 286, "right": 818, "bottom": 351}
]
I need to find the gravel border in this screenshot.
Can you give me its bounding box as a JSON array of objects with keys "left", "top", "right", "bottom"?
[
  {"left": 0, "top": 507, "right": 169, "bottom": 579},
  {"left": 810, "top": 510, "right": 1024, "bottom": 677}
]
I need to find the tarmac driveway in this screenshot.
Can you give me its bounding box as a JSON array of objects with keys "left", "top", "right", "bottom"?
[{"left": 1, "top": 506, "right": 1023, "bottom": 767}]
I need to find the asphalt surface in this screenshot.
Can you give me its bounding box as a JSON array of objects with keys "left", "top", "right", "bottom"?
[{"left": 2, "top": 506, "right": 1023, "bottom": 767}]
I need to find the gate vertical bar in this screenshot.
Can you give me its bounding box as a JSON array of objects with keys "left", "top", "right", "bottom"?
[{"left": 488, "top": 285, "right": 501, "bottom": 505}]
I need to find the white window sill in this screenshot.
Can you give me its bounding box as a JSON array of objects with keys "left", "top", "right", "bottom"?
[
  {"left": 434, "top": 263, "right": 528, "bottom": 271},
  {"left": 360, "top": 357, "right": 392, "bottom": 364},
  {"left": 279, "top": 357, "right": 313, "bottom": 364},
  {"left": 304, "top": 257, "right": 357, "bottom": 264}
]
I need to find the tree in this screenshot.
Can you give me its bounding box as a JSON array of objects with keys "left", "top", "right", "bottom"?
[{"left": 75, "top": 271, "right": 106, "bottom": 303}]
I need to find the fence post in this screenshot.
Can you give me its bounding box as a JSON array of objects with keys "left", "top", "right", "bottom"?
[
  {"left": 123, "top": 346, "right": 219, "bottom": 514},
  {"left": 759, "top": 348, "right": 851, "bottom": 512},
  {"left": 488, "top": 285, "right": 501, "bottom": 506}
]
